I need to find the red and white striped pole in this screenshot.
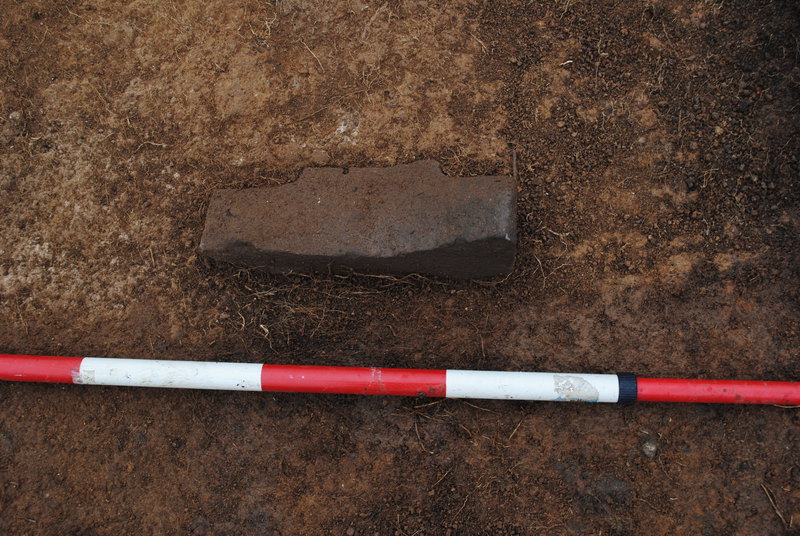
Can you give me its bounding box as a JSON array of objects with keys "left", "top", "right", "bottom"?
[{"left": 1, "top": 354, "right": 798, "bottom": 405}]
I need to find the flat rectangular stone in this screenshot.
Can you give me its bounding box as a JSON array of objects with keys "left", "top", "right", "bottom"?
[{"left": 200, "top": 160, "right": 516, "bottom": 279}]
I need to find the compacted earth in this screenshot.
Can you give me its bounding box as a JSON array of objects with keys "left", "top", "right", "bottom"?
[{"left": 1, "top": 1, "right": 798, "bottom": 534}]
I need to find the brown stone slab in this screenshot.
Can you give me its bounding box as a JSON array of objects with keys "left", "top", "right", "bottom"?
[{"left": 200, "top": 160, "right": 516, "bottom": 279}]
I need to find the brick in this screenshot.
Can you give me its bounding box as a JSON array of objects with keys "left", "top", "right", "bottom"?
[{"left": 200, "top": 160, "right": 516, "bottom": 279}]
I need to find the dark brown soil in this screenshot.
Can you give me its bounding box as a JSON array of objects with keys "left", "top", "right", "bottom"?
[{"left": 1, "top": 1, "right": 799, "bottom": 534}]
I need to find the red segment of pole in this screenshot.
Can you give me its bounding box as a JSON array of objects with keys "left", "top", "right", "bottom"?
[
  {"left": 261, "top": 365, "right": 447, "bottom": 397},
  {"left": 637, "top": 377, "right": 800, "bottom": 405},
  {"left": 0, "top": 354, "right": 83, "bottom": 384}
]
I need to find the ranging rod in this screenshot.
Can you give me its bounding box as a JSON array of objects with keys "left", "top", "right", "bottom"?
[{"left": 1, "top": 354, "right": 798, "bottom": 405}]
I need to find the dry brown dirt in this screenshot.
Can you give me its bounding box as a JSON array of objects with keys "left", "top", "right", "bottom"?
[{"left": 1, "top": 1, "right": 799, "bottom": 534}]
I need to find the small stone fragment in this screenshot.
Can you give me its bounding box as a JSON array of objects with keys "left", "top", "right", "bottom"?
[{"left": 642, "top": 439, "right": 658, "bottom": 459}]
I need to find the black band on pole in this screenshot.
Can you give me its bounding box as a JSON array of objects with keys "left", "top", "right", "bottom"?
[{"left": 617, "top": 373, "right": 638, "bottom": 405}]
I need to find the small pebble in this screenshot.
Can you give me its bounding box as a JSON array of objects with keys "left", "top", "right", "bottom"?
[
  {"left": 642, "top": 439, "right": 658, "bottom": 459},
  {"left": 347, "top": 527, "right": 355, "bottom": 536}
]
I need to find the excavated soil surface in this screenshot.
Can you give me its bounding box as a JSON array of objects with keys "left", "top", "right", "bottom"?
[{"left": 1, "top": 1, "right": 799, "bottom": 534}]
